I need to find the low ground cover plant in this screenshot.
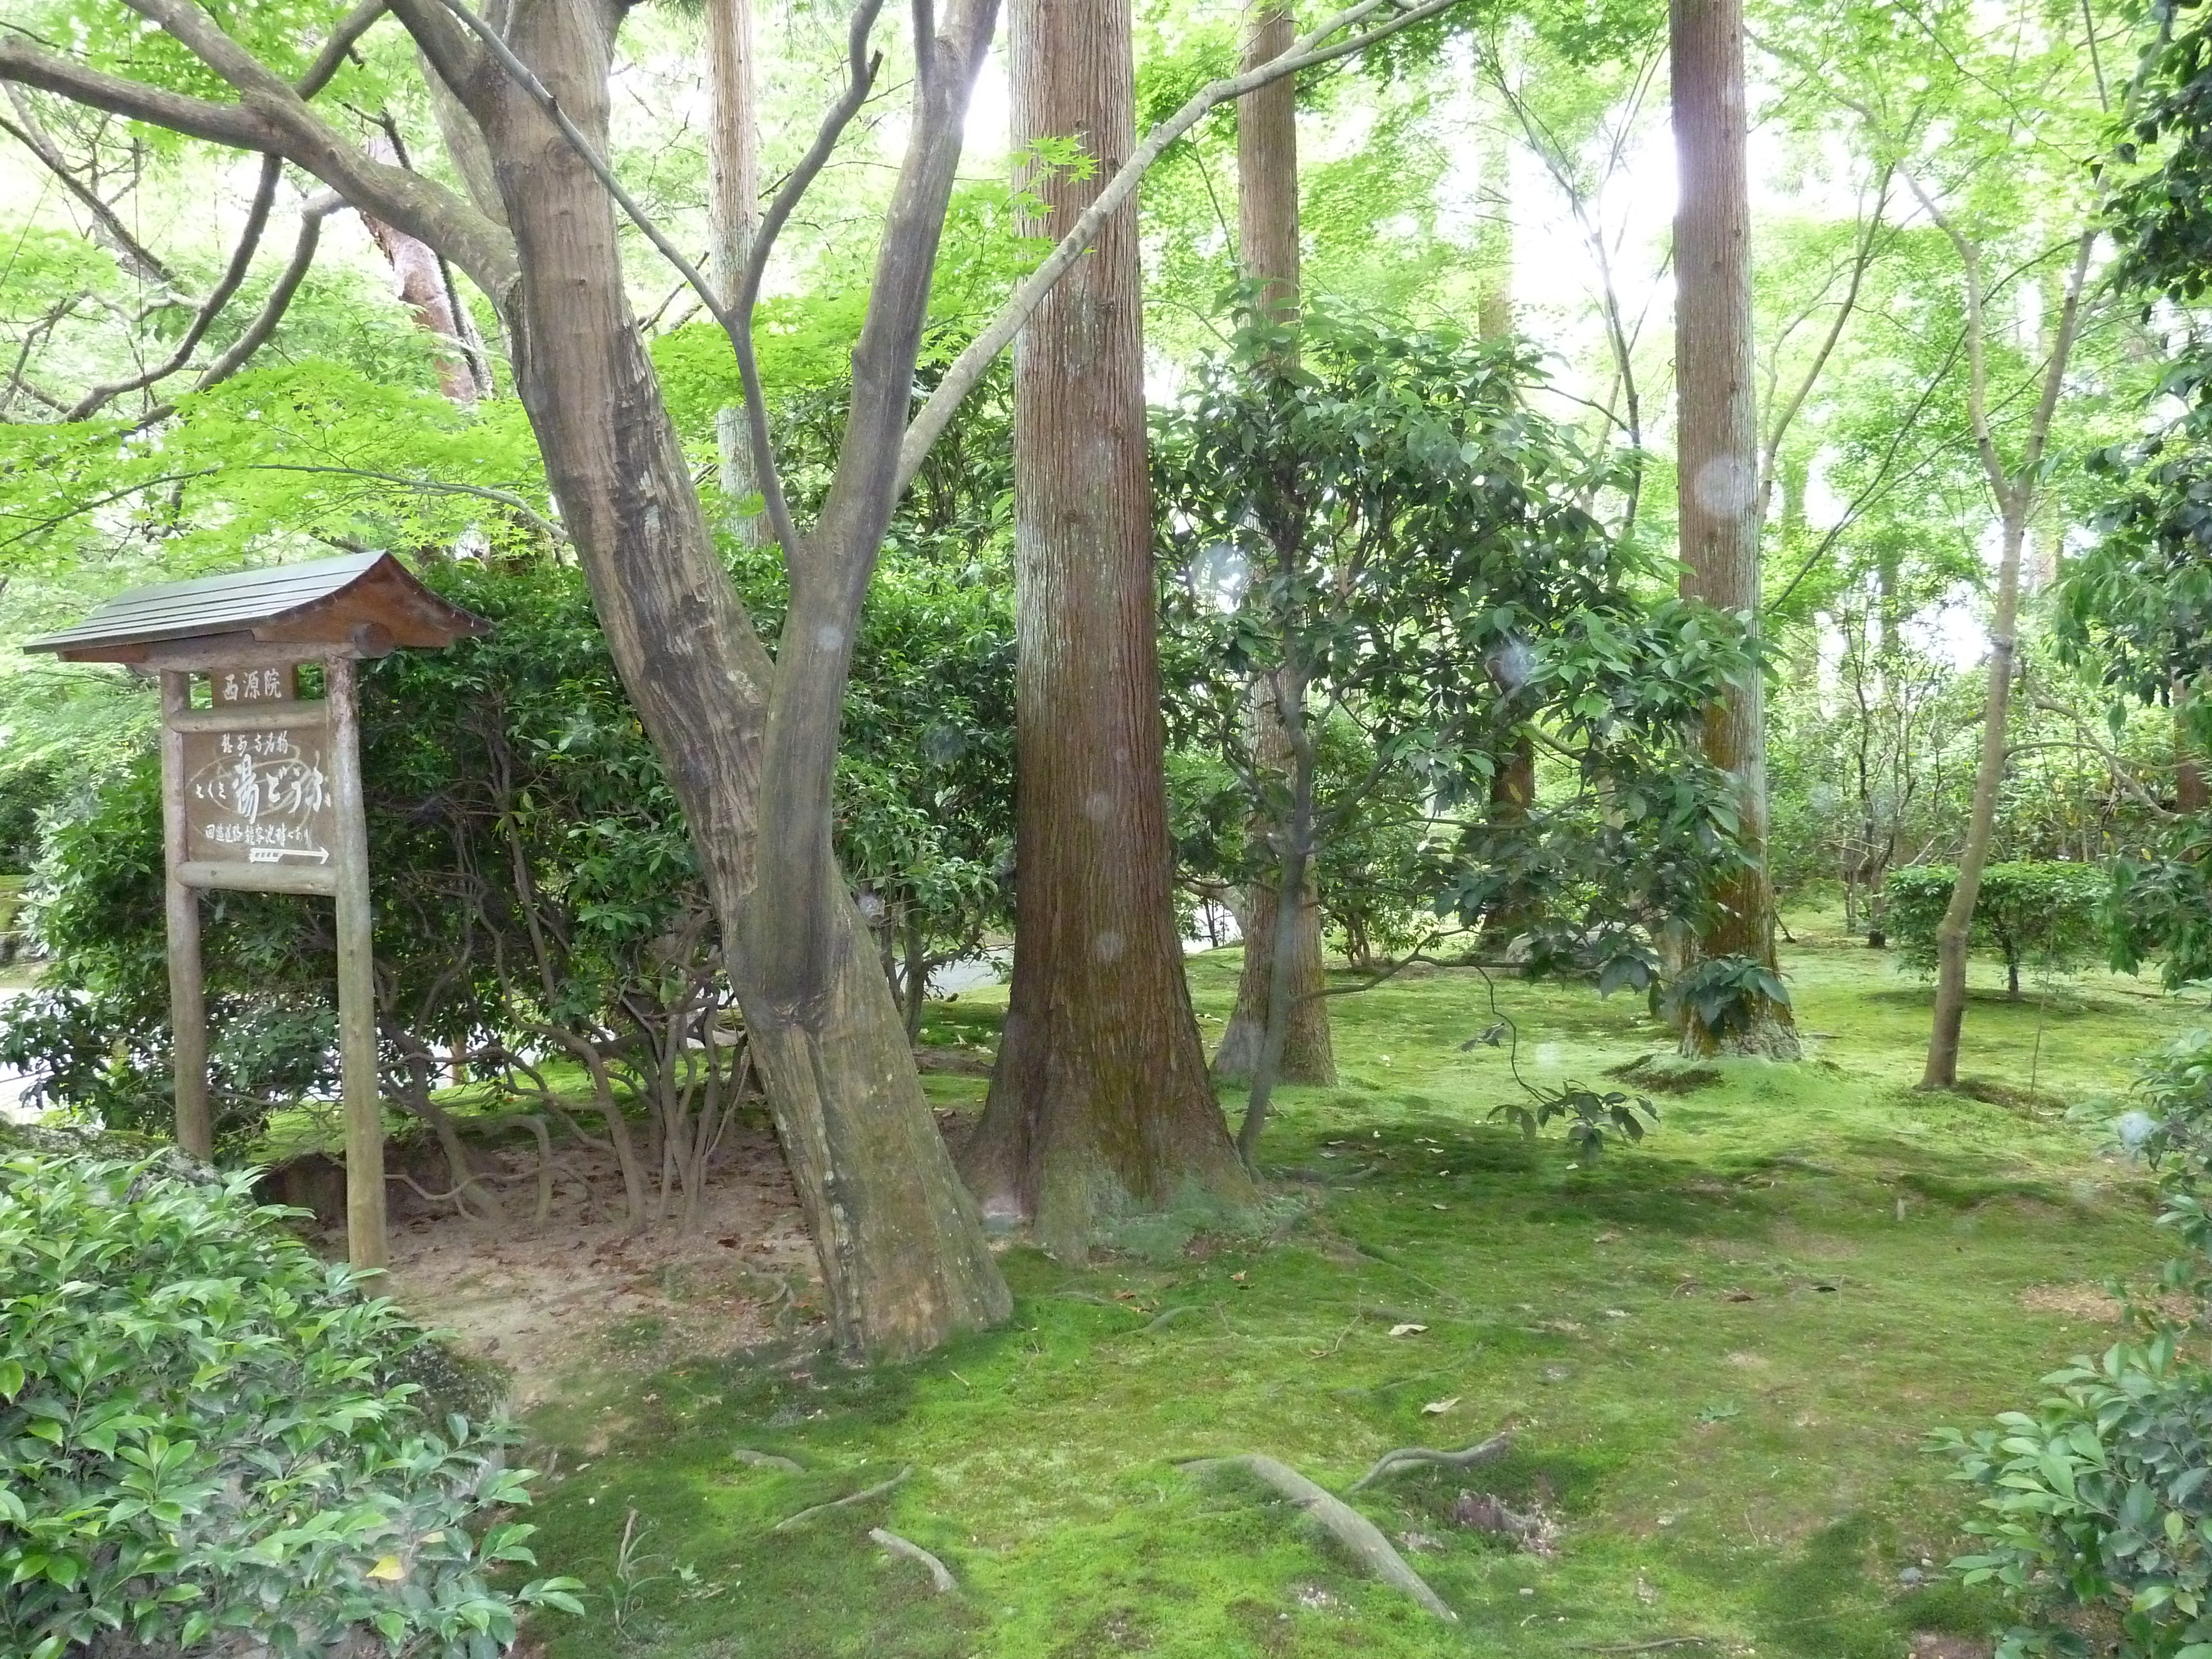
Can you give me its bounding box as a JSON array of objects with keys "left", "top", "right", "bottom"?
[
  {"left": 0, "top": 1150, "right": 580, "bottom": 1657},
  {"left": 1939, "top": 1030, "right": 2212, "bottom": 1658}
]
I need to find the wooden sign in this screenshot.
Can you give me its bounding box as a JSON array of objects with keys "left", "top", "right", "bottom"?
[{"left": 25, "top": 554, "right": 489, "bottom": 1272}]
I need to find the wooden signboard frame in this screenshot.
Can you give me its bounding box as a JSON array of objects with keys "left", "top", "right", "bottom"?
[
  {"left": 25, "top": 554, "right": 489, "bottom": 1271},
  {"left": 158, "top": 647, "right": 384, "bottom": 1267}
]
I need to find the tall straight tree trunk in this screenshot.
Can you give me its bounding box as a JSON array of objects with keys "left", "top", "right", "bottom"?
[
  {"left": 1670, "top": 0, "right": 1798, "bottom": 1058},
  {"left": 960, "top": 0, "right": 1254, "bottom": 1254},
  {"left": 1475, "top": 152, "right": 1537, "bottom": 946},
  {"left": 1923, "top": 504, "right": 2025, "bottom": 1084},
  {"left": 479, "top": 0, "right": 1008, "bottom": 1360},
  {"left": 706, "top": 0, "right": 764, "bottom": 536},
  {"left": 1214, "top": 0, "right": 1335, "bottom": 1090}
]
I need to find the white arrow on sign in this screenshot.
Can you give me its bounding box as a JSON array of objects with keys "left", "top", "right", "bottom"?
[{"left": 247, "top": 846, "right": 331, "bottom": 865}]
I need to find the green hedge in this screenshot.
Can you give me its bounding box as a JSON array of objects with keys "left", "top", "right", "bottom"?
[
  {"left": 0, "top": 1152, "right": 580, "bottom": 1657},
  {"left": 1884, "top": 861, "right": 2106, "bottom": 996}
]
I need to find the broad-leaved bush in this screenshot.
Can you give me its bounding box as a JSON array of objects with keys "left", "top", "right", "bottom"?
[{"left": 0, "top": 1152, "right": 580, "bottom": 1657}]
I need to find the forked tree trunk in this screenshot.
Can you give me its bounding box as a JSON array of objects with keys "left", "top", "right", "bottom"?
[
  {"left": 1214, "top": 0, "right": 1335, "bottom": 1089},
  {"left": 1670, "top": 0, "right": 1797, "bottom": 1058},
  {"left": 479, "top": 0, "right": 1007, "bottom": 1360},
  {"left": 1924, "top": 505, "right": 2025, "bottom": 1086},
  {"left": 960, "top": 0, "right": 1254, "bottom": 1255}
]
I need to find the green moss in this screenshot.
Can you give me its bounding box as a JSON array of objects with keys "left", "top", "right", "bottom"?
[{"left": 517, "top": 915, "right": 2203, "bottom": 1656}]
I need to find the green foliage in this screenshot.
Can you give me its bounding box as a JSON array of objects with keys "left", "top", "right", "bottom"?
[
  {"left": 1657, "top": 956, "right": 1793, "bottom": 1045},
  {"left": 1488, "top": 1082, "right": 1656, "bottom": 1162},
  {"left": 1156, "top": 304, "right": 1756, "bottom": 995},
  {"left": 1937, "top": 1030, "right": 2212, "bottom": 1659},
  {"left": 0, "top": 1151, "right": 580, "bottom": 1658},
  {"left": 1884, "top": 863, "right": 2109, "bottom": 995},
  {"left": 1936, "top": 1332, "right": 2212, "bottom": 1659}
]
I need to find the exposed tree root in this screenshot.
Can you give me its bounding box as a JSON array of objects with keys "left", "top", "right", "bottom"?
[
  {"left": 771, "top": 1466, "right": 911, "bottom": 1531},
  {"left": 1181, "top": 1454, "right": 1455, "bottom": 1621},
  {"left": 1349, "top": 1431, "right": 1514, "bottom": 1492},
  {"left": 732, "top": 1448, "right": 803, "bottom": 1473},
  {"left": 1136, "top": 1305, "right": 1207, "bottom": 1335},
  {"left": 1452, "top": 1489, "right": 1558, "bottom": 1556},
  {"left": 870, "top": 1527, "right": 957, "bottom": 1593}
]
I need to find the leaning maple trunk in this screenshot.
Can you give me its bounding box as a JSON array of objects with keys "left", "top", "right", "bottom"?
[
  {"left": 1214, "top": 0, "right": 1334, "bottom": 1088},
  {"left": 479, "top": 0, "right": 1008, "bottom": 1359},
  {"left": 960, "top": 0, "right": 1254, "bottom": 1254},
  {"left": 1922, "top": 505, "right": 2026, "bottom": 1088},
  {"left": 1669, "top": 0, "right": 1797, "bottom": 1058}
]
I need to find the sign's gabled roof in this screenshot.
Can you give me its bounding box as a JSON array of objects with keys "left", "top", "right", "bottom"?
[{"left": 23, "top": 552, "right": 491, "bottom": 663}]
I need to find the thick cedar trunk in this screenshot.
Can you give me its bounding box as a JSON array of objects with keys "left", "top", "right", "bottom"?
[
  {"left": 1215, "top": 1, "right": 1335, "bottom": 1089},
  {"left": 1923, "top": 507, "right": 2025, "bottom": 1087},
  {"left": 477, "top": 0, "right": 1007, "bottom": 1360},
  {"left": 961, "top": 0, "right": 1254, "bottom": 1253},
  {"left": 705, "top": 0, "right": 764, "bottom": 531},
  {"left": 1670, "top": 0, "right": 1797, "bottom": 1058}
]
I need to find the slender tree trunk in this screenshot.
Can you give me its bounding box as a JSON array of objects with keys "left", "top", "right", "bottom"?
[
  {"left": 478, "top": 0, "right": 1008, "bottom": 1360},
  {"left": 1214, "top": 0, "right": 1335, "bottom": 1088},
  {"left": 1236, "top": 672, "right": 1316, "bottom": 1166},
  {"left": 2179, "top": 682, "right": 2209, "bottom": 815},
  {"left": 1924, "top": 504, "right": 2025, "bottom": 1087},
  {"left": 1670, "top": 0, "right": 1797, "bottom": 1058},
  {"left": 705, "top": 0, "right": 764, "bottom": 536},
  {"left": 960, "top": 0, "right": 1254, "bottom": 1255},
  {"left": 1478, "top": 121, "right": 1512, "bottom": 342}
]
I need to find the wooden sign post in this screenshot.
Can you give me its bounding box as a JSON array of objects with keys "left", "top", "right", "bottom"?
[{"left": 29, "top": 555, "right": 488, "bottom": 1270}]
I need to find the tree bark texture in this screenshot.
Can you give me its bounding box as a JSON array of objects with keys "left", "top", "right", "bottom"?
[
  {"left": 2179, "top": 684, "right": 2209, "bottom": 816},
  {"left": 1670, "top": 0, "right": 1797, "bottom": 1058},
  {"left": 1922, "top": 508, "right": 2025, "bottom": 1087},
  {"left": 961, "top": 0, "right": 1255, "bottom": 1254},
  {"left": 1214, "top": 1, "right": 1335, "bottom": 1089},
  {"left": 361, "top": 137, "right": 477, "bottom": 405},
  {"left": 468, "top": 0, "right": 1008, "bottom": 1359}
]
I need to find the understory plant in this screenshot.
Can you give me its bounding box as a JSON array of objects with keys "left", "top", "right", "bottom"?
[
  {"left": 1934, "top": 1030, "right": 2212, "bottom": 1657},
  {"left": 0, "top": 1151, "right": 581, "bottom": 1657},
  {"left": 1886, "top": 862, "right": 2107, "bottom": 999}
]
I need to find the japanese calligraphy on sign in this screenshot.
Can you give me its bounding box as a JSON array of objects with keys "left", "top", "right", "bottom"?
[
  {"left": 181, "top": 722, "right": 336, "bottom": 867},
  {"left": 213, "top": 666, "right": 294, "bottom": 705}
]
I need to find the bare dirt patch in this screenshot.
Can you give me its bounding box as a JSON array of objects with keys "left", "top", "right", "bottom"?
[
  {"left": 2017, "top": 1282, "right": 2121, "bottom": 1321},
  {"left": 351, "top": 1117, "right": 820, "bottom": 1409},
  {"left": 1909, "top": 1635, "right": 1989, "bottom": 1659}
]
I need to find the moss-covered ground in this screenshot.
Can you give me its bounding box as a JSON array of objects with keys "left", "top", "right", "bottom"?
[{"left": 515, "top": 912, "right": 2208, "bottom": 1657}]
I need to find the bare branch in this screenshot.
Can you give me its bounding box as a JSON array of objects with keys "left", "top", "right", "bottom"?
[
  {"left": 243, "top": 463, "right": 566, "bottom": 543},
  {"left": 0, "top": 86, "right": 174, "bottom": 284},
  {"left": 192, "top": 194, "right": 344, "bottom": 391},
  {"left": 299, "top": 0, "right": 392, "bottom": 98},
  {"left": 66, "top": 152, "right": 284, "bottom": 420},
  {"left": 0, "top": 0, "right": 520, "bottom": 298},
  {"left": 1757, "top": 167, "right": 1892, "bottom": 510},
  {"left": 0, "top": 33, "right": 286, "bottom": 155}
]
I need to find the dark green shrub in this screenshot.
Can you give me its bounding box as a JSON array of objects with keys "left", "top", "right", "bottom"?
[
  {"left": 0, "top": 1151, "right": 580, "bottom": 1657},
  {"left": 1885, "top": 862, "right": 2107, "bottom": 997}
]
